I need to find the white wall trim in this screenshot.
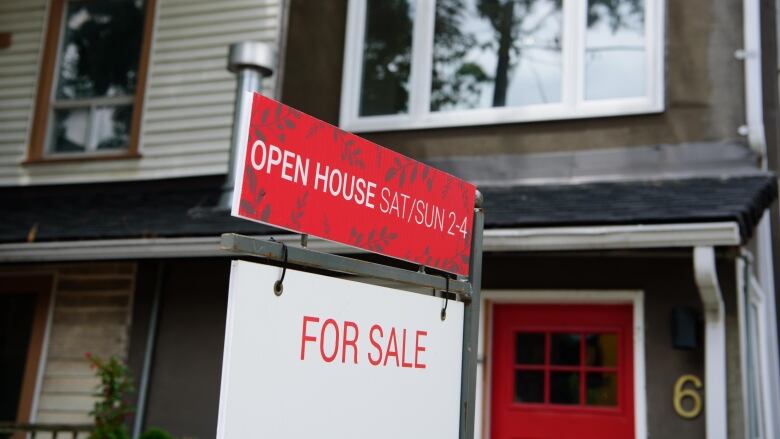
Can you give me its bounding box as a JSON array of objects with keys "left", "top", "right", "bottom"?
[
  {"left": 0, "top": 221, "right": 742, "bottom": 263},
  {"left": 29, "top": 272, "right": 57, "bottom": 423},
  {"left": 483, "top": 222, "right": 741, "bottom": 251},
  {"left": 477, "top": 290, "right": 647, "bottom": 439}
]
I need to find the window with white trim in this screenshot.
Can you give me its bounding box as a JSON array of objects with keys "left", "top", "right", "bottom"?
[{"left": 340, "top": 0, "right": 664, "bottom": 132}]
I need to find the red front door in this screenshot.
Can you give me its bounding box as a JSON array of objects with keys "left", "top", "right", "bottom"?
[{"left": 490, "top": 304, "right": 634, "bottom": 439}]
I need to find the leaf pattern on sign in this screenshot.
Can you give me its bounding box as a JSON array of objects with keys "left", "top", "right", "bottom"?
[
  {"left": 240, "top": 200, "right": 256, "bottom": 215},
  {"left": 384, "top": 157, "right": 435, "bottom": 191},
  {"left": 349, "top": 225, "right": 398, "bottom": 252},
  {"left": 341, "top": 140, "right": 366, "bottom": 169},
  {"left": 305, "top": 119, "right": 328, "bottom": 139},
  {"left": 245, "top": 166, "right": 257, "bottom": 195},
  {"left": 290, "top": 192, "right": 308, "bottom": 229},
  {"left": 441, "top": 176, "right": 454, "bottom": 199},
  {"left": 249, "top": 101, "right": 300, "bottom": 145},
  {"left": 260, "top": 204, "right": 272, "bottom": 222}
]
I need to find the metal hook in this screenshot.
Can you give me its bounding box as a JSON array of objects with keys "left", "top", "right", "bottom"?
[
  {"left": 440, "top": 275, "right": 449, "bottom": 321},
  {"left": 273, "top": 240, "right": 288, "bottom": 296}
]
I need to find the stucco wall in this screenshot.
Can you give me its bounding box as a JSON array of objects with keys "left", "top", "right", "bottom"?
[{"left": 281, "top": 0, "right": 746, "bottom": 159}]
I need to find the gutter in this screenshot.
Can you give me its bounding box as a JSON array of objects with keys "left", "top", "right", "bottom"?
[{"left": 0, "top": 222, "right": 742, "bottom": 263}]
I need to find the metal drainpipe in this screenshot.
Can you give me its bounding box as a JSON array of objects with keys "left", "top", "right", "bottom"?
[
  {"left": 693, "top": 246, "right": 727, "bottom": 439},
  {"left": 740, "top": 0, "right": 780, "bottom": 433},
  {"left": 218, "top": 42, "right": 275, "bottom": 210},
  {"left": 132, "top": 262, "right": 165, "bottom": 439}
]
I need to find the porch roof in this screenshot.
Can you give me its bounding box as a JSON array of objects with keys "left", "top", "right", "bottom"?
[{"left": 0, "top": 174, "right": 775, "bottom": 245}]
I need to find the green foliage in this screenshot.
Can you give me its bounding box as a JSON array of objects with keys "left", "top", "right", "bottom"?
[
  {"left": 86, "top": 354, "right": 177, "bottom": 439},
  {"left": 87, "top": 354, "right": 135, "bottom": 439},
  {"left": 139, "top": 427, "right": 175, "bottom": 439}
]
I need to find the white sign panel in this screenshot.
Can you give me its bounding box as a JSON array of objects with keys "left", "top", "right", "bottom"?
[{"left": 217, "top": 260, "right": 465, "bottom": 439}]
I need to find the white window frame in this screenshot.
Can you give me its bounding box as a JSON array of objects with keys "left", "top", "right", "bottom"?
[
  {"left": 340, "top": 0, "right": 665, "bottom": 132},
  {"left": 476, "top": 290, "right": 647, "bottom": 439}
]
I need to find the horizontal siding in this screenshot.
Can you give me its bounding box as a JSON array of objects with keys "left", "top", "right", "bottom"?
[
  {"left": 35, "top": 264, "right": 136, "bottom": 427},
  {"left": 0, "top": 0, "right": 282, "bottom": 185},
  {"left": 0, "top": 0, "right": 44, "bottom": 185}
]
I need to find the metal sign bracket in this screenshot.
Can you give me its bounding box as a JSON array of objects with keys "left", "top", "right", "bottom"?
[{"left": 220, "top": 195, "right": 485, "bottom": 439}]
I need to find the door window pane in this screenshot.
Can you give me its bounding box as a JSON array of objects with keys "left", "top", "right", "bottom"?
[
  {"left": 586, "top": 372, "right": 618, "bottom": 406},
  {"left": 359, "top": 0, "right": 413, "bottom": 116},
  {"left": 550, "top": 333, "right": 580, "bottom": 365},
  {"left": 56, "top": 0, "right": 145, "bottom": 99},
  {"left": 515, "top": 332, "right": 545, "bottom": 365},
  {"left": 585, "top": 0, "right": 646, "bottom": 100},
  {"left": 550, "top": 371, "right": 579, "bottom": 404},
  {"left": 585, "top": 333, "right": 618, "bottom": 367},
  {"left": 431, "top": 0, "right": 562, "bottom": 112},
  {"left": 515, "top": 370, "right": 544, "bottom": 403}
]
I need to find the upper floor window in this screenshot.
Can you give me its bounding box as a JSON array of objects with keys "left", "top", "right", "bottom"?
[
  {"left": 28, "top": 0, "right": 153, "bottom": 161},
  {"left": 340, "top": 0, "right": 664, "bottom": 132}
]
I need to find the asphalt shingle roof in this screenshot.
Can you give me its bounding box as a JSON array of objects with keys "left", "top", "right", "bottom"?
[{"left": 0, "top": 174, "right": 775, "bottom": 244}]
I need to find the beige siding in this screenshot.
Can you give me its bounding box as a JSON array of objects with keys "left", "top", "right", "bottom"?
[
  {"left": 0, "top": 0, "right": 47, "bottom": 179},
  {"left": 34, "top": 263, "right": 136, "bottom": 428},
  {"left": 0, "top": 0, "right": 282, "bottom": 185}
]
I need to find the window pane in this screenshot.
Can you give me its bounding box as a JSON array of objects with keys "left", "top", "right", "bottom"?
[
  {"left": 585, "top": 333, "right": 618, "bottom": 367},
  {"left": 550, "top": 333, "right": 580, "bottom": 365},
  {"left": 431, "top": 0, "right": 562, "bottom": 112},
  {"left": 515, "top": 332, "right": 545, "bottom": 365},
  {"left": 94, "top": 105, "right": 133, "bottom": 150},
  {"left": 359, "top": 0, "right": 413, "bottom": 116},
  {"left": 586, "top": 372, "right": 618, "bottom": 406},
  {"left": 550, "top": 371, "right": 579, "bottom": 404},
  {"left": 585, "top": 0, "right": 646, "bottom": 100},
  {"left": 514, "top": 370, "right": 544, "bottom": 403},
  {"left": 51, "top": 108, "right": 89, "bottom": 153},
  {"left": 56, "top": 0, "right": 145, "bottom": 99}
]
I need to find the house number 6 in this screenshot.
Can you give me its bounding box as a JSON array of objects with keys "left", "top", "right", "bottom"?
[{"left": 673, "top": 374, "right": 703, "bottom": 419}]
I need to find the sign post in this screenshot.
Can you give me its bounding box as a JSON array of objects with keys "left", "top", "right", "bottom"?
[{"left": 219, "top": 92, "right": 484, "bottom": 439}]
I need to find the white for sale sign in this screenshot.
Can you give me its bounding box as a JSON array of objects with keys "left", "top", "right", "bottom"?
[{"left": 217, "top": 260, "right": 464, "bottom": 438}]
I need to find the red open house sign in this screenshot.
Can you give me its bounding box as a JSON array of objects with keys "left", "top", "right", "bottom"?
[{"left": 232, "top": 93, "right": 476, "bottom": 276}]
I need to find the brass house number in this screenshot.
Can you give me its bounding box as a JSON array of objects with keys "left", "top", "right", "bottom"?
[{"left": 673, "top": 374, "right": 703, "bottom": 419}]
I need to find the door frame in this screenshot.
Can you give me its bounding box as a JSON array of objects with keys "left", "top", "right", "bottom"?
[
  {"left": 477, "top": 290, "right": 647, "bottom": 439},
  {"left": 0, "top": 273, "right": 55, "bottom": 425}
]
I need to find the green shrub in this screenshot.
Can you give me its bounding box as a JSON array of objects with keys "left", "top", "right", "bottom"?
[
  {"left": 139, "top": 427, "right": 175, "bottom": 439},
  {"left": 86, "top": 353, "right": 134, "bottom": 439},
  {"left": 86, "top": 354, "right": 176, "bottom": 439}
]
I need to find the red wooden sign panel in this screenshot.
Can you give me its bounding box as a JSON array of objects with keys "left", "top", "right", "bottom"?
[{"left": 232, "top": 93, "right": 476, "bottom": 276}]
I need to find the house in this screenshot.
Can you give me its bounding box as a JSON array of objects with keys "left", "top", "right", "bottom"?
[{"left": 1, "top": 0, "right": 779, "bottom": 438}]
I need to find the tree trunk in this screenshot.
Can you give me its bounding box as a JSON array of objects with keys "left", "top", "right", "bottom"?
[{"left": 492, "top": 2, "right": 514, "bottom": 107}]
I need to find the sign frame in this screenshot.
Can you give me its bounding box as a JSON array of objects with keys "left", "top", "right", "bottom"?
[
  {"left": 221, "top": 91, "right": 484, "bottom": 439},
  {"left": 217, "top": 260, "right": 466, "bottom": 438}
]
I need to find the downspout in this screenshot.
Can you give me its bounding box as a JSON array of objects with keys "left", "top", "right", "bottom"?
[
  {"left": 132, "top": 262, "right": 165, "bottom": 439},
  {"left": 693, "top": 247, "right": 727, "bottom": 439},
  {"left": 741, "top": 0, "right": 780, "bottom": 433}
]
